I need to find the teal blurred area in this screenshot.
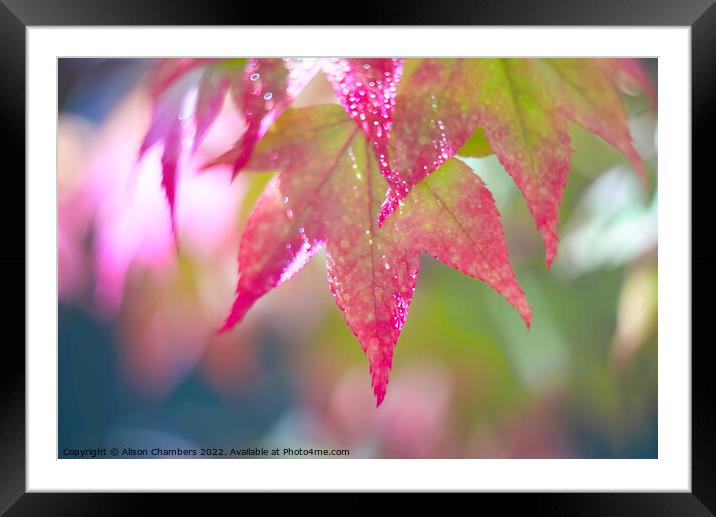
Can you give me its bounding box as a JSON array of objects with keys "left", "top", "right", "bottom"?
[{"left": 58, "top": 59, "right": 657, "bottom": 459}]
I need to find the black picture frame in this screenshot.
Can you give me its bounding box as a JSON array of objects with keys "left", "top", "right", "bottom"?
[{"left": 1, "top": 0, "right": 711, "bottom": 513}]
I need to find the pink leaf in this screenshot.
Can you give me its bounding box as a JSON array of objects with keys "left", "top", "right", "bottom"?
[
  {"left": 228, "top": 58, "right": 322, "bottom": 176},
  {"left": 384, "top": 59, "right": 480, "bottom": 225},
  {"left": 324, "top": 58, "right": 403, "bottom": 182},
  {"left": 193, "top": 66, "right": 231, "bottom": 153},
  {"left": 463, "top": 59, "right": 571, "bottom": 268},
  {"left": 542, "top": 58, "right": 648, "bottom": 185},
  {"left": 388, "top": 58, "right": 651, "bottom": 265},
  {"left": 396, "top": 157, "right": 532, "bottom": 327},
  {"left": 140, "top": 61, "right": 243, "bottom": 235},
  {"left": 220, "top": 105, "right": 529, "bottom": 405},
  {"left": 389, "top": 59, "right": 571, "bottom": 266},
  {"left": 159, "top": 124, "right": 182, "bottom": 234},
  {"left": 140, "top": 68, "right": 203, "bottom": 234}
]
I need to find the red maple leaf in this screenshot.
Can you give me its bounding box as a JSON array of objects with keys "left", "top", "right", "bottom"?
[
  {"left": 386, "top": 58, "right": 651, "bottom": 266},
  {"left": 218, "top": 105, "right": 530, "bottom": 405}
]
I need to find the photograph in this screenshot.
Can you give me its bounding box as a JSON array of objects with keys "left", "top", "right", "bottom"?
[
  {"left": 3, "top": 9, "right": 706, "bottom": 509},
  {"left": 57, "top": 56, "right": 659, "bottom": 460}
]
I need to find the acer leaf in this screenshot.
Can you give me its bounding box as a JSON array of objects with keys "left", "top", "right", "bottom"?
[
  {"left": 324, "top": 58, "right": 403, "bottom": 182},
  {"left": 224, "top": 58, "right": 322, "bottom": 176},
  {"left": 192, "top": 62, "right": 236, "bottom": 152},
  {"left": 388, "top": 58, "right": 650, "bottom": 267},
  {"left": 396, "top": 159, "right": 532, "bottom": 329},
  {"left": 467, "top": 59, "right": 571, "bottom": 268},
  {"left": 140, "top": 60, "right": 243, "bottom": 233},
  {"left": 139, "top": 67, "right": 202, "bottom": 233},
  {"left": 389, "top": 58, "right": 570, "bottom": 267},
  {"left": 596, "top": 58, "right": 657, "bottom": 109},
  {"left": 382, "top": 59, "right": 480, "bottom": 226},
  {"left": 541, "top": 58, "right": 647, "bottom": 185},
  {"left": 219, "top": 104, "right": 530, "bottom": 405}
]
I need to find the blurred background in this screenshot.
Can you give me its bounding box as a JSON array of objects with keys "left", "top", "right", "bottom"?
[{"left": 58, "top": 58, "right": 658, "bottom": 459}]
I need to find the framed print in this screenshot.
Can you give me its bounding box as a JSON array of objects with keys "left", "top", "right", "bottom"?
[{"left": 2, "top": 0, "right": 713, "bottom": 513}]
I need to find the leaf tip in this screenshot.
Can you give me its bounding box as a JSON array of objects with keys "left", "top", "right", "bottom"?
[
  {"left": 633, "top": 158, "right": 650, "bottom": 191},
  {"left": 367, "top": 347, "right": 393, "bottom": 408},
  {"left": 374, "top": 389, "right": 386, "bottom": 407},
  {"left": 507, "top": 282, "right": 532, "bottom": 330},
  {"left": 231, "top": 132, "right": 256, "bottom": 179},
  {"left": 540, "top": 220, "right": 559, "bottom": 270},
  {"left": 198, "top": 156, "right": 222, "bottom": 173},
  {"left": 522, "top": 304, "right": 533, "bottom": 330},
  {"left": 218, "top": 290, "right": 255, "bottom": 334},
  {"left": 137, "top": 138, "right": 152, "bottom": 164},
  {"left": 136, "top": 148, "right": 146, "bottom": 165},
  {"left": 545, "top": 246, "right": 556, "bottom": 270},
  {"left": 372, "top": 368, "right": 388, "bottom": 407},
  {"left": 232, "top": 158, "right": 249, "bottom": 179},
  {"left": 171, "top": 224, "right": 180, "bottom": 254},
  {"left": 217, "top": 316, "right": 238, "bottom": 335}
]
